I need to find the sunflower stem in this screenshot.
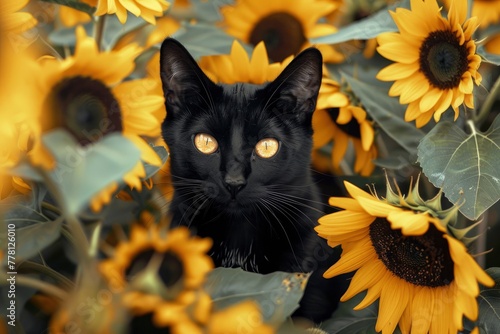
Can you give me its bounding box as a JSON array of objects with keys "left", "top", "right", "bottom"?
[
  {"left": 16, "top": 275, "right": 68, "bottom": 300},
  {"left": 474, "top": 73, "right": 500, "bottom": 126},
  {"left": 38, "top": 169, "right": 91, "bottom": 266},
  {"left": 18, "top": 261, "right": 74, "bottom": 290},
  {"left": 88, "top": 221, "right": 102, "bottom": 258},
  {"left": 93, "top": 15, "right": 107, "bottom": 51},
  {"left": 476, "top": 213, "right": 488, "bottom": 268}
]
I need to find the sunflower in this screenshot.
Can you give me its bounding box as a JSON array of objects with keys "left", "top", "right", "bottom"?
[
  {"left": 206, "top": 301, "right": 274, "bottom": 334},
  {"left": 485, "top": 33, "right": 500, "bottom": 55},
  {"left": 124, "top": 289, "right": 212, "bottom": 334},
  {"left": 312, "top": 77, "right": 377, "bottom": 176},
  {"left": 58, "top": 0, "right": 97, "bottom": 27},
  {"left": 114, "top": 15, "right": 181, "bottom": 50},
  {"left": 99, "top": 225, "right": 213, "bottom": 294},
  {"left": 28, "top": 27, "right": 163, "bottom": 209},
  {"left": 442, "top": 0, "right": 500, "bottom": 29},
  {"left": 199, "top": 40, "right": 291, "bottom": 84},
  {"left": 95, "top": 0, "right": 170, "bottom": 24},
  {"left": 0, "top": 39, "right": 40, "bottom": 172},
  {"left": 219, "top": 0, "right": 343, "bottom": 63},
  {"left": 0, "top": 0, "right": 37, "bottom": 34},
  {"left": 471, "top": 0, "right": 500, "bottom": 28},
  {"left": 315, "top": 176, "right": 494, "bottom": 334},
  {"left": 376, "top": 0, "right": 482, "bottom": 128}
]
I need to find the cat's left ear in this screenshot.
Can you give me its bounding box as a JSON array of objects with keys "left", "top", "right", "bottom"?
[
  {"left": 263, "top": 47, "right": 323, "bottom": 122},
  {"left": 159, "top": 38, "right": 219, "bottom": 119}
]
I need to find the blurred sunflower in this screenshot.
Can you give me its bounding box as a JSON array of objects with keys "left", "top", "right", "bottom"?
[
  {"left": 99, "top": 225, "right": 213, "bottom": 294},
  {"left": 95, "top": 0, "right": 170, "bottom": 24},
  {"left": 0, "top": 0, "right": 37, "bottom": 34},
  {"left": 0, "top": 39, "right": 40, "bottom": 172},
  {"left": 206, "top": 301, "right": 274, "bottom": 334},
  {"left": 316, "top": 177, "right": 494, "bottom": 334},
  {"left": 376, "top": 0, "right": 481, "bottom": 128},
  {"left": 485, "top": 33, "right": 500, "bottom": 54},
  {"left": 125, "top": 290, "right": 212, "bottom": 334},
  {"left": 471, "top": 0, "right": 500, "bottom": 28},
  {"left": 442, "top": 0, "right": 500, "bottom": 29},
  {"left": 29, "top": 26, "right": 163, "bottom": 210},
  {"left": 219, "top": 0, "right": 343, "bottom": 62},
  {"left": 114, "top": 16, "right": 181, "bottom": 50},
  {"left": 312, "top": 77, "right": 377, "bottom": 176},
  {"left": 199, "top": 40, "right": 291, "bottom": 84},
  {"left": 58, "top": 0, "right": 97, "bottom": 27}
]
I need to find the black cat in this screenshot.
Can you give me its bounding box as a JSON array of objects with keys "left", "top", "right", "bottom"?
[{"left": 160, "top": 38, "right": 344, "bottom": 322}]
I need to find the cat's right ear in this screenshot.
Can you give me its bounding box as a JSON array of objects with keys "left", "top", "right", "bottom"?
[{"left": 159, "top": 38, "right": 218, "bottom": 118}]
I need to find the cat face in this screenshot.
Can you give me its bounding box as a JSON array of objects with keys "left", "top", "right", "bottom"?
[{"left": 160, "top": 38, "right": 322, "bottom": 215}]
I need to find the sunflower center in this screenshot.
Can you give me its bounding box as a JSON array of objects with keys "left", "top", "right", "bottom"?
[
  {"left": 249, "top": 12, "right": 306, "bottom": 62},
  {"left": 46, "top": 76, "right": 123, "bottom": 145},
  {"left": 369, "top": 218, "right": 454, "bottom": 287},
  {"left": 125, "top": 249, "right": 184, "bottom": 287},
  {"left": 327, "top": 108, "right": 361, "bottom": 138},
  {"left": 419, "top": 30, "right": 469, "bottom": 89},
  {"left": 128, "top": 312, "right": 171, "bottom": 334}
]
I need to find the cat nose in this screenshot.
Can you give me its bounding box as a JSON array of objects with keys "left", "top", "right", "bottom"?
[{"left": 224, "top": 175, "right": 246, "bottom": 197}]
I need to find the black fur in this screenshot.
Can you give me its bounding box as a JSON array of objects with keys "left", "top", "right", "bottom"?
[{"left": 160, "top": 38, "right": 344, "bottom": 322}]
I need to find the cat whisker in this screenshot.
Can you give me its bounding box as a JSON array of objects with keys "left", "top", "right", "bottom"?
[
  {"left": 257, "top": 198, "right": 302, "bottom": 270},
  {"left": 178, "top": 193, "right": 207, "bottom": 226},
  {"left": 265, "top": 196, "right": 315, "bottom": 228},
  {"left": 186, "top": 196, "right": 210, "bottom": 228},
  {"left": 266, "top": 190, "right": 325, "bottom": 214}
]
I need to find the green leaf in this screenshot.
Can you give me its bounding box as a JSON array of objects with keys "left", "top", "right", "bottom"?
[
  {"left": 42, "top": 130, "right": 141, "bottom": 214},
  {"left": 477, "top": 45, "right": 500, "bottom": 66},
  {"left": 171, "top": 22, "right": 238, "bottom": 59},
  {"left": 144, "top": 145, "right": 169, "bottom": 179},
  {"left": 189, "top": 0, "right": 234, "bottom": 23},
  {"left": 41, "top": 0, "right": 95, "bottom": 16},
  {"left": 0, "top": 218, "right": 63, "bottom": 265},
  {"left": 417, "top": 117, "right": 500, "bottom": 220},
  {"left": 319, "top": 292, "right": 381, "bottom": 334},
  {"left": 8, "top": 162, "right": 43, "bottom": 182},
  {"left": 48, "top": 14, "right": 148, "bottom": 50},
  {"left": 340, "top": 71, "right": 425, "bottom": 156},
  {"left": 204, "top": 268, "right": 309, "bottom": 327},
  {"left": 475, "top": 267, "right": 500, "bottom": 333},
  {"left": 310, "top": 0, "right": 410, "bottom": 45}
]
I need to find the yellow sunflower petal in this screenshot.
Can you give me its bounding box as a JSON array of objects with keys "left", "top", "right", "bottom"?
[
  {"left": 123, "top": 133, "right": 162, "bottom": 166},
  {"left": 342, "top": 259, "right": 385, "bottom": 300},
  {"left": 355, "top": 196, "right": 402, "bottom": 218},
  {"left": 376, "top": 275, "right": 410, "bottom": 334},
  {"left": 343, "top": 181, "right": 374, "bottom": 201},
  {"left": 411, "top": 287, "right": 434, "bottom": 334},
  {"left": 377, "top": 62, "right": 419, "bottom": 81},
  {"left": 360, "top": 121, "right": 374, "bottom": 151},
  {"left": 249, "top": 41, "right": 270, "bottom": 84},
  {"left": 323, "top": 239, "right": 375, "bottom": 277}
]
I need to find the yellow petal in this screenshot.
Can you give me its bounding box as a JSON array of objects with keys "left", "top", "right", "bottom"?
[
  {"left": 419, "top": 88, "right": 443, "bottom": 112},
  {"left": 411, "top": 287, "right": 434, "bottom": 334},
  {"left": 343, "top": 181, "right": 374, "bottom": 201},
  {"left": 377, "top": 62, "right": 419, "bottom": 81},
  {"left": 249, "top": 41, "right": 270, "bottom": 84},
  {"left": 376, "top": 275, "right": 410, "bottom": 334},
  {"left": 356, "top": 196, "right": 402, "bottom": 217},
  {"left": 323, "top": 239, "right": 375, "bottom": 277}
]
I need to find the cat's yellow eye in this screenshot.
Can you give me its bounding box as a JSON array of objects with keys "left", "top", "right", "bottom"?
[
  {"left": 255, "top": 138, "right": 279, "bottom": 159},
  {"left": 194, "top": 133, "right": 218, "bottom": 154}
]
